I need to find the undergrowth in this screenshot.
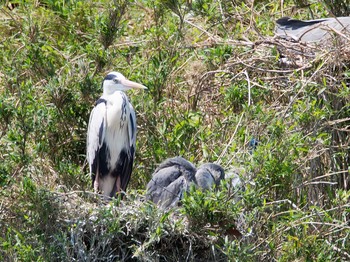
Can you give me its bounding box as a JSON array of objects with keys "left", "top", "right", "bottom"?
[{"left": 1, "top": 0, "right": 350, "bottom": 261}]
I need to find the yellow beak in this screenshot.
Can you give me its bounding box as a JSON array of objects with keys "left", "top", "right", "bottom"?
[{"left": 121, "top": 78, "right": 147, "bottom": 90}]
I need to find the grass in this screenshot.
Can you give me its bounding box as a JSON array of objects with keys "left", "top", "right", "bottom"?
[{"left": 1, "top": 0, "right": 350, "bottom": 261}]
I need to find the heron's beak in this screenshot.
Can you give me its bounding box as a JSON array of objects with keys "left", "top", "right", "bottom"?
[{"left": 121, "top": 79, "right": 147, "bottom": 90}]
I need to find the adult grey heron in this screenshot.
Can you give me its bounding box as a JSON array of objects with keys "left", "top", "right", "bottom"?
[
  {"left": 87, "top": 72, "right": 147, "bottom": 198},
  {"left": 275, "top": 17, "right": 350, "bottom": 43},
  {"left": 146, "top": 157, "right": 226, "bottom": 209}
]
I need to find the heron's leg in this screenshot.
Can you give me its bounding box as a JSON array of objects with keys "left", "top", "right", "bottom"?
[
  {"left": 109, "top": 176, "right": 122, "bottom": 198},
  {"left": 108, "top": 176, "right": 122, "bottom": 198},
  {"left": 116, "top": 175, "right": 121, "bottom": 193},
  {"left": 94, "top": 174, "right": 100, "bottom": 193}
]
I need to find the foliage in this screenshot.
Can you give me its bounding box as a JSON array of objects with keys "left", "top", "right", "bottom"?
[
  {"left": 1, "top": 0, "right": 350, "bottom": 261},
  {"left": 322, "top": 0, "right": 350, "bottom": 16}
]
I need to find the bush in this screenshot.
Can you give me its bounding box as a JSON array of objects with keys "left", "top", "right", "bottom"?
[{"left": 1, "top": 0, "right": 350, "bottom": 261}]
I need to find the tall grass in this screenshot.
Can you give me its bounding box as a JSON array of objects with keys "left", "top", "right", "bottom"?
[{"left": 1, "top": 0, "right": 349, "bottom": 260}]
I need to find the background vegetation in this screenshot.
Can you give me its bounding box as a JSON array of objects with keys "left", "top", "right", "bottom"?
[{"left": 1, "top": 0, "right": 349, "bottom": 261}]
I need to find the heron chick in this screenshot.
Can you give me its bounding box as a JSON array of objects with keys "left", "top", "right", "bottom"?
[
  {"left": 146, "top": 157, "right": 226, "bottom": 209},
  {"left": 146, "top": 157, "right": 197, "bottom": 209}
]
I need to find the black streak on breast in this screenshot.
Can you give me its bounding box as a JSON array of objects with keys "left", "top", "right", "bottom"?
[
  {"left": 120, "top": 94, "right": 127, "bottom": 129},
  {"left": 98, "top": 119, "right": 104, "bottom": 145},
  {"left": 98, "top": 142, "right": 110, "bottom": 178},
  {"left": 130, "top": 112, "right": 135, "bottom": 140},
  {"left": 112, "top": 149, "right": 127, "bottom": 178}
]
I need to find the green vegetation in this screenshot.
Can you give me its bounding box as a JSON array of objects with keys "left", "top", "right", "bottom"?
[{"left": 1, "top": 0, "right": 350, "bottom": 260}]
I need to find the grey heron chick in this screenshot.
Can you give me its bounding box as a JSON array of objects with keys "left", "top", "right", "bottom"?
[
  {"left": 195, "top": 163, "right": 225, "bottom": 190},
  {"left": 146, "top": 157, "right": 226, "bottom": 209},
  {"left": 146, "top": 157, "right": 197, "bottom": 209},
  {"left": 87, "top": 71, "right": 147, "bottom": 198}
]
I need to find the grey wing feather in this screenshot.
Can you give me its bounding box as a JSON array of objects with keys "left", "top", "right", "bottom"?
[
  {"left": 160, "top": 176, "right": 186, "bottom": 209},
  {"left": 119, "top": 102, "right": 137, "bottom": 192},
  {"left": 146, "top": 157, "right": 197, "bottom": 209},
  {"left": 128, "top": 102, "right": 137, "bottom": 152},
  {"left": 87, "top": 101, "right": 107, "bottom": 180},
  {"left": 146, "top": 166, "right": 182, "bottom": 203}
]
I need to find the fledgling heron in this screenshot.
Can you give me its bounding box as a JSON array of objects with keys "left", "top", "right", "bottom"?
[
  {"left": 146, "top": 157, "right": 226, "bottom": 209},
  {"left": 195, "top": 163, "right": 225, "bottom": 190},
  {"left": 146, "top": 157, "right": 197, "bottom": 209},
  {"left": 87, "top": 72, "right": 147, "bottom": 198}
]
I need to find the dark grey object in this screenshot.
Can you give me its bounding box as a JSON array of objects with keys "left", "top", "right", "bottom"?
[
  {"left": 275, "top": 16, "right": 350, "bottom": 43},
  {"left": 146, "top": 157, "right": 197, "bottom": 209},
  {"left": 195, "top": 163, "right": 225, "bottom": 189},
  {"left": 146, "top": 157, "right": 227, "bottom": 209}
]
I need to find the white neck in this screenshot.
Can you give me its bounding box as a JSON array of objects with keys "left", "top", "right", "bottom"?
[{"left": 103, "top": 81, "right": 125, "bottom": 96}]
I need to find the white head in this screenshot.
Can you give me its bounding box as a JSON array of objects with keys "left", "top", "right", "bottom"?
[{"left": 102, "top": 71, "right": 147, "bottom": 95}]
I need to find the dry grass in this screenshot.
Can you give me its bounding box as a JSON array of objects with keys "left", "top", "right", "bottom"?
[{"left": 1, "top": 1, "right": 350, "bottom": 261}]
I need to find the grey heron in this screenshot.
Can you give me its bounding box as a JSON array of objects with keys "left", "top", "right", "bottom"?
[
  {"left": 146, "top": 157, "right": 197, "bottom": 209},
  {"left": 87, "top": 72, "right": 147, "bottom": 198},
  {"left": 275, "top": 17, "right": 350, "bottom": 43},
  {"left": 195, "top": 163, "right": 225, "bottom": 190},
  {"left": 146, "top": 157, "right": 226, "bottom": 209}
]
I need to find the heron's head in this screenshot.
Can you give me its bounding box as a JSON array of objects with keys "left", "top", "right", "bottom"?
[
  {"left": 102, "top": 71, "right": 147, "bottom": 95},
  {"left": 197, "top": 163, "right": 225, "bottom": 186}
]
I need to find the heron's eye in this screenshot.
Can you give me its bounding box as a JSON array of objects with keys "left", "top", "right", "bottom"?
[{"left": 113, "top": 78, "right": 120, "bottom": 84}]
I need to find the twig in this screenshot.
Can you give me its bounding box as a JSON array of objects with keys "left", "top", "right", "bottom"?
[
  {"left": 325, "top": 240, "right": 350, "bottom": 260},
  {"left": 243, "top": 70, "right": 251, "bottom": 106},
  {"left": 185, "top": 240, "right": 192, "bottom": 262},
  {"left": 217, "top": 112, "right": 244, "bottom": 165},
  {"left": 265, "top": 199, "right": 300, "bottom": 211},
  {"left": 301, "top": 181, "right": 338, "bottom": 186},
  {"left": 282, "top": 54, "right": 329, "bottom": 119},
  {"left": 284, "top": 221, "right": 350, "bottom": 231},
  {"left": 325, "top": 117, "right": 350, "bottom": 126},
  {"left": 184, "top": 19, "right": 221, "bottom": 42}
]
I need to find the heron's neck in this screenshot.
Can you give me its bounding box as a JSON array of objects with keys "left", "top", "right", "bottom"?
[{"left": 103, "top": 88, "right": 122, "bottom": 96}]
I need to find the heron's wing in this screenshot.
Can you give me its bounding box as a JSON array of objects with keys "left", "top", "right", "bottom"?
[
  {"left": 87, "top": 98, "right": 107, "bottom": 184},
  {"left": 146, "top": 162, "right": 196, "bottom": 210},
  {"left": 146, "top": 166, "right": 182, "bottom": 202},
  {"left": 276, "top": 17, "right": 325, "bottom": 30},
  {"left": 146, "top": 158, "right": 197, "bottom": 204},
  {"left": 119, "top": 102, "right": 137, "bottom": 192},
  {"left": 128, "top": 102, "right": 137, "bottom": 155},
  {"left": 160, "top": 176, "right": 186, "bottom": 209}
]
